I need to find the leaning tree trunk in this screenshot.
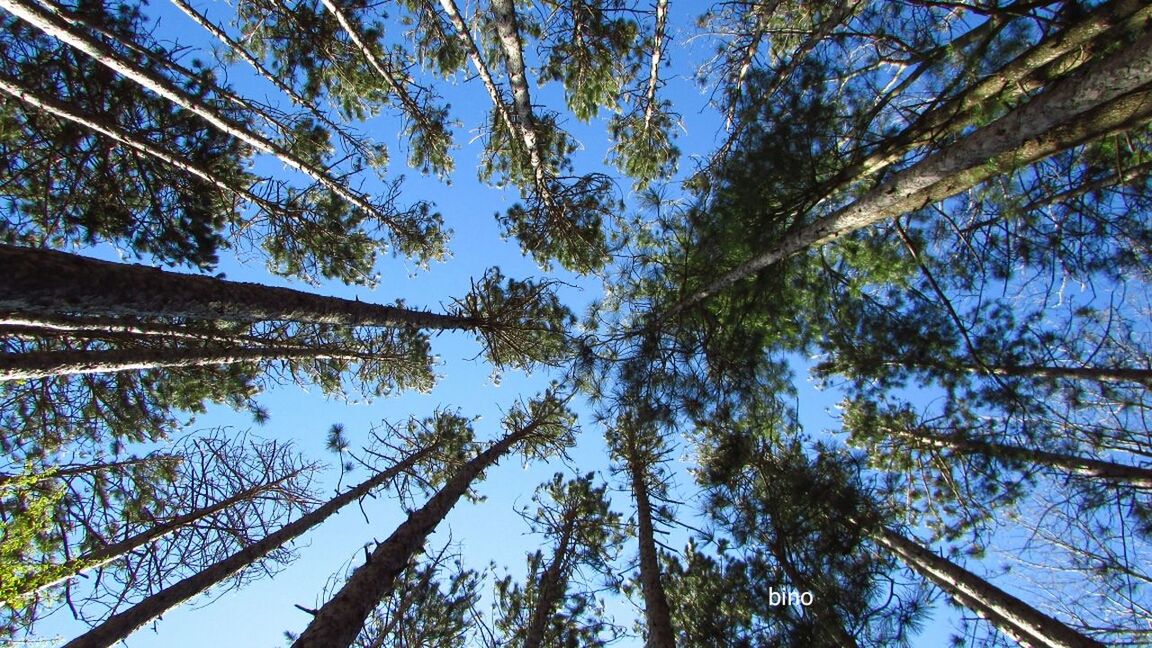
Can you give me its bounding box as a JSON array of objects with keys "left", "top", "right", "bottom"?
[
  {"left": 0, "top": 244, "right": 478, "bottom": 329},
  {"left": 627, "top": 456, "right": 676, "bottom": 648},
  {"left": 290, "top": 418, "right": 545, "bottom": 648},
  {"left": 672, "top": 24, "right": 1152, "bottom": 314},
  {"left": 895, "top": 427, "right": 1152, "bottom": 489},
  {"left": 0, "top": 344, "right": 396, "bottom": 381},
  {"left": 521, "top": 510, "right": 577, "bottom": 648},
  {"left": 61, "top": 443, "right": 438, "bottom": 648},
  {"left": 872, "top": 526, "right": 1105, "bottom": 648}
]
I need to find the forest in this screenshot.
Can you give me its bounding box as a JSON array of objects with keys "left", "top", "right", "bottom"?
[{"left": 1, "top": 0, "right": 1151, "bottom": 645}]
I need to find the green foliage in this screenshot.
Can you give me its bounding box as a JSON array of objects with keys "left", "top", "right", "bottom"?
[{"left": 0, "top": 468, "right": 65, "bottom": 611}]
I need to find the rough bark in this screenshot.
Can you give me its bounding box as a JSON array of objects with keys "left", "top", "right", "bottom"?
[
  {"left": 521, "top": 511, "right": 576, "bottom": 648},
  {"left": 61, "top": 443, "right": 437, "bottom": 648},
  {"left": 0, "top": 244, "right": 479, "bottom": 329},
  {"left": 628, "top": 458, "right": 675, "bottom": 648},
  {"left": 290, "top": 419, "right": 541, "bottom": 648},
  {"left": 673, "top": 22, "right": 1152, "bottom": 314},
  {"left": 896, "top": 428, "right": 1152, "bottom": 489},
  {"left": 641, "top": 0, "right": 669, "bottom": 133},
  {"left": 0, "top": 344, "right": 396, "bottom": 381},
  {"left": 821, "top": 0, "right": 1152, "bottom": 195},
  {"left": 872, "top": 526, "right": 1106, "bottom": 648}
]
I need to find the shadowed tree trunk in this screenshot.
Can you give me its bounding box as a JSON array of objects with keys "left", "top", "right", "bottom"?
[
  {"left": 893, "top": 427, "right": 1152, "bottom": 488},
  {"left": 521, "top": 508, "right": 577, "bottom": 648},
  {"left": 0, "top": 244, "right": 478, "bottom": 329},
  {"left": 627, "top": 454, "right": 675, "bottom": 648}
]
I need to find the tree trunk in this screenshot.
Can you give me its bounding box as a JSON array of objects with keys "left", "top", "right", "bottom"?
[
  {"left": 521, "top": 511, "right": 576, "bottom": 648},
  {"left": 0, "top": 244, "right": 479, "bottom": 329},
  {"left": 290, "top": 419, "right": 543, "bottom": 648},
  {"left": 872, "top": 526, "right": 1105, "bottom": 648},
  {"left": 628, "top": 457, "right": 676, "bottom": 648},
  {"left": 897, "top": 428, "right": 1152, "bottom": 489},
  {"left": 31, "top": 467, "right": 301, "bottom": 598},
  {"left": 819, "top": 0, "right": 1152, "bottom": 196},
  {"left": 0, "top": 344, "right": 396, "bottom": 381},
  {"left": 61, "top": 443, "right": 438, "bottom": 648},
  {"left": 673, "top": 24, "right": 1152, "bottom": 314}
]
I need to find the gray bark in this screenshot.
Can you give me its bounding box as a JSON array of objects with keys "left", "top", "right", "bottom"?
[
  {"left": 897, "top": 428, "right": 1152, "bottom": 489},
  {"left": 33, "top": 468, "right": 300, "bottom": 597},
  {"left": 873, "top": 527, "right": 1106, "bottom": 648},
  {"left": 674, "top": 23, "right": 1152, "bottom": 314},
  {"left": 61, "top": 443, "right": 437, "bottom": 648},
  {"left": 521, "top": 511, "right": 576, "bottom": 648},
  {"left": 0, "top": 244, "right": 479, "bottom": 329},
  {"left": 629, "top": 458, "right": 675, "bottom": 648},
  {"left": 0, "top": 344, "right": 394, "bottom": 381}
]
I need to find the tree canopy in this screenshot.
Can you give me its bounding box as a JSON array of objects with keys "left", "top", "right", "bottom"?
[{"left": 2, "top": 0, "right": 1152, "bottom": 646}]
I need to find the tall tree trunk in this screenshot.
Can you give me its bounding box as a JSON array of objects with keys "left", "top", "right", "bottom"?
[
  {"left": 672, "top": 25, "right": 1152, "bottom": 315},
  {"left": 0, "top": 244, "right": 479, "bottom": 329},
  {"left": 871, "top": 526, "right": 1106, "bottom": 648},
  {"left": 0, "top": 344, "right": 396, "bottom": 381},
  {"left": 521, "top": 511, "right": 576, "bottom": 648},
  {"left": 819, "top": 0, "right": 1152, "bottom": 197},
  {"left": 895, "top": 427, "right": 1152, "bottom": 488},
  {"left": 628, "top": 457, "right": 676, "bottom": 648},
  {"left": 30, "top": 468, "right": 301, "bottom": 597},
  {"left": 290, "top": 417, "right": 546, "bottom": 648},
  {"left": 642, "top": 0, "right": 669, "bottom": 133},
  {"left": 61, "top": 443, "right": 438, "bottom": 648}
]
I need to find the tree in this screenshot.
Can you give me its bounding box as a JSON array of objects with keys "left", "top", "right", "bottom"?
[
  {"left": 493, "top": 472, "right": 623, "bottom": 648},
  {"left": 291, "top": 391, "right": 576, "bottom": 648},
  {"left": 4, "top": 430, "right": 317, "bottom": 640},
  {"left": 59, "top": 414, "right": 454, "bottom": 648}
]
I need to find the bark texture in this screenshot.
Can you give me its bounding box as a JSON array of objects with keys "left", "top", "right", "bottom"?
[
  {"left": 0, "top": 345, "right": 393, "bottom": 381},
  {"left": 629, "top": 459, "right": 675, "bottom": 648},
  {"left": 291, "top": 421, "right": 542, "bottom": 648},
  {"left": 0, "top": 244, "right": 478, "bottom": 329},
  {"left": 873, "top": 527, "right": 1106, "bottom": 648},
  {"left": 675, "top": 24, "right": 1152, "bottom": 313}
]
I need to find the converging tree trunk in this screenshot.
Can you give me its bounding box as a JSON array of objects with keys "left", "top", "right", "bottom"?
[
  {"left": 0, "top": 344, "right": 397, "bottom": 381},
  {"left": 61, "top": 442, "right": 439, "bottom": 648},
  {"left": 628, "top": 455, "right": 676, "bottom": 648},
  {"left": 0, "top": 244, "right": 478, "bottom": 329},
  {"left": 674, "top": 24, "right": 1152, "bottom": 313},
  {"left": 291, "top": 413, "right": 550, "bottom": 648},
  {"left": 521, "top": 510, "right": 576, "bottom": 648},
  {"left": 895, "top": 427, "right": 1152, "bottom": 489},
  {"left": 25, "top": 468, "right": 301, "bottom": 598},
  {"left": 871, "top": 526, "right": 1106, "bottom": 648}
]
